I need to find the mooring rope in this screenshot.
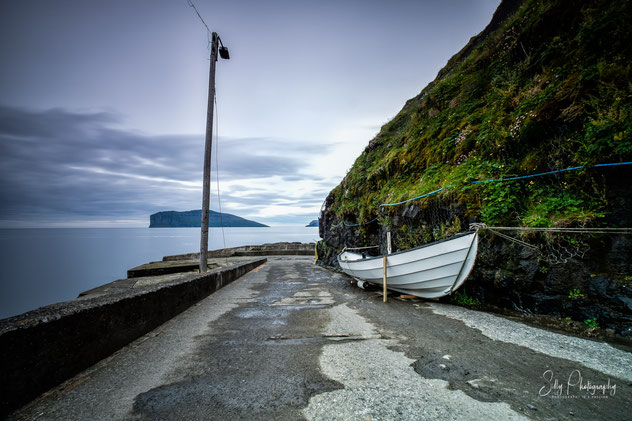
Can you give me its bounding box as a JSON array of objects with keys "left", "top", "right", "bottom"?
[
  {"left": 379, "top": 185, "right": 453, "bottom": 207},
  {"left": 342, "top": 245, "right": 380, "bottom": 251},
  {"left": 381, "top": 161, "right": 632, "bottom": 207},
  {"left": 482, "top": 225, "right": 632, "bottom": 235},
  {"left": 470, "top": 223, "right": 539, "bottom": 250},
  {"left": 331, "top": 217, "right": 378, "bottom": 228},
  {"left": 469, "top": 222, "right": 632, "bottom": 257}
]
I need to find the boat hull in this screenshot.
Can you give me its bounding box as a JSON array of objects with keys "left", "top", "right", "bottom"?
[{"left": 337, "top": 232, "right": 478, "bottom": 299}]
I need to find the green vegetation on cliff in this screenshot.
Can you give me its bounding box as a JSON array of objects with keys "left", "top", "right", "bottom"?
[{"left": 326, "top": 0, "right": 632, "bottom": 229}]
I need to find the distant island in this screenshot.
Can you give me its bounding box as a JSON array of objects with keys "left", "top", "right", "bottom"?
[
  {"left": 150, "top": 210, "right": 268, "bottom": 228},
  {"left": 306, "top": 220, "right": 318, "bottom": 227}
]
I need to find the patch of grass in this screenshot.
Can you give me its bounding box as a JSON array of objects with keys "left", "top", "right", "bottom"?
[
  {"left": 583, "top": 317, "right": 599, "bottom": 329},
  {"left": 568, "top": 288, "right": 585, "bottom": 300},
  {"left": 452, "top": 290, "right": 480, "bottom": 307}
]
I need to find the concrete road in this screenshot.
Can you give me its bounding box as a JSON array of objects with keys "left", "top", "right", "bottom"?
[{"left": 10, "top": 257, "right": 631, "bottom": 420}]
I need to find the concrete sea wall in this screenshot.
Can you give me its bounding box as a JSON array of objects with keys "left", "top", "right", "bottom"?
[
  {"left": 164, "top": 242, "right": 315, "bottom": 260},
  {"left": 0, "top": 258, "right": 266, "bottom": 416}
]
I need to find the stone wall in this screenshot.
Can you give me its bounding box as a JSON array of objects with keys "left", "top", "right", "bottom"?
[{"left": 0, "top": 258, "right": 266, "bottom": 416}]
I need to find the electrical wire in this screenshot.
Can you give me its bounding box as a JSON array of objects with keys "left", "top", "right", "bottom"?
[
  {"left": 214, "top": 94, "right": 227, "bottom": 250},
  {"left": 186, "top": 0, "right": 211, "bottom": 47}
]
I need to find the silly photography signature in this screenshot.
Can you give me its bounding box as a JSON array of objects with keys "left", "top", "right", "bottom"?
[{"left": 539, "top": 369, "right": 617, "bottom": 399}]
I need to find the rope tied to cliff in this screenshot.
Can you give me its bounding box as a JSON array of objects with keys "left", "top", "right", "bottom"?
[
  {"left": 341, "top": 245, "right": 380, "bottom": 252},
  {"left": 470, "top": 223, "right": 539, "bottom": 250},
  {"left": 328, "top": 161, "right": 632, "bottom": 229},
  {"left": 379, "top": 161, "right": 632, "bottom": 208},
  {"left": 470, "top": 223, "right": 632, "bottom": 235},
  {"left": 470, "top": 223, "right": 632, "bottom": 264},
  {"left": 330, "top": 217, "right": 379, "bottom": 228},
  {"left": 326, "top": 161, "right": 632, "bottom": 265}
]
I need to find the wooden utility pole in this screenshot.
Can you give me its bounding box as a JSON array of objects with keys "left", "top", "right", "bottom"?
[{"left": 200, "top": 32, "right": 219, "bottom": 273}]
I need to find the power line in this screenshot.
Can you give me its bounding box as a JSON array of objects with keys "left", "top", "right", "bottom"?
[
  {"left": 214, "top": 94, "right": 227, "bottom": 250},
  {"left": 186, "top": 0, "right": 211, "bottom": 45}
]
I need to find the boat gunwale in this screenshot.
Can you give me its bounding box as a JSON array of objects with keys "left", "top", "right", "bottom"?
[{"left": 337, "top": 230, "right": 476, "bottom": 264}]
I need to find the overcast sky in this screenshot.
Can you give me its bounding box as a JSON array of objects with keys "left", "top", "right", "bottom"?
[{"left": 0, "top": 0, "right": 500, "bottom": 227}]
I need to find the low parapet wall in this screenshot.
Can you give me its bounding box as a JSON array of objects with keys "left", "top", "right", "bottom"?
[
  {"left": 0, "top": 258, "right": 266, "bottom": 417},
  {"left": 164, "top": 242, "right": 315, "bottom": 261}
]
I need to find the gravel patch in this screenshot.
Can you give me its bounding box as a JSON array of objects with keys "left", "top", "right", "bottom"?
[{"left": 427, "top": 302, "right": 632, "bottom": 382}]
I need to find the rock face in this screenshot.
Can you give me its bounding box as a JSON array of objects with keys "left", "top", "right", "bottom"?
[
  {"left": 306, "top": 220, "right": 318, "bottom": 227},
  {"left": 150, "top": 210, "right": 268, "bottom": 228},
  {"left": 318, "top": 0, "right": 632, "bottom": 337}
]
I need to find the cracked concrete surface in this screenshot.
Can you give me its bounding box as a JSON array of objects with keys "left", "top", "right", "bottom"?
[
  {"left": 304, "top": 303, "right": 527, "bottom": 420},
  {"left": 9, "top": 256, "right": 631, "bottom": 420}
]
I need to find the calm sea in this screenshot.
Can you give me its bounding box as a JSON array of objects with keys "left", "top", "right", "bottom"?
[{"left": 0, "top": 226, "right": 320, "bottom": 319}]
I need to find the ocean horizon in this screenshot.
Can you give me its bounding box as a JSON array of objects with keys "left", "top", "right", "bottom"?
[{"left": 0, "top": 226, "right": 320, "bottom": 320}]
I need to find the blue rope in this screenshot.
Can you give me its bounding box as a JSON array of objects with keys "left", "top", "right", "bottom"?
[
  {"left": 331, "top": 217, "right": 378, "bottom": 228},
  {"left": 330, "top": 161, "right": 632, "bottom": 226},
  {"left": 344, "top": 217, "right": 379, "bottom": 227},
  {"left": 471, "top": 166, "right": 584, "bottom": 184},
  {"left": 379, "top": 185, "right": 453, "bottom": 207},
  {"left": 379, "top": 161, "right": 632, "bottom": 207},
  {"left": 594, "top": 161, "right": 632, "bottom": 168}
]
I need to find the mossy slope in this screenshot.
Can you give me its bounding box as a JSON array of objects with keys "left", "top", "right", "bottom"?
[{"left": 323, "top": 0, "right": 632, "bottom": 229}]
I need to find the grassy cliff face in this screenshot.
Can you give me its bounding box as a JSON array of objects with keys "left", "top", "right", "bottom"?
[{"left": 324, "top": 0, "right": 632, "bottom": 230}]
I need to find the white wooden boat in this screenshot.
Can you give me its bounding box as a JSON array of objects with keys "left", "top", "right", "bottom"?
[{"left": 337, "top": 231, "right": 478, "bottom": 298}]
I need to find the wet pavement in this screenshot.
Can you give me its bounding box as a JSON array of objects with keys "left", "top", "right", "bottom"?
[{"left": 10, "top": 256, "right": 631, "bottom": 420}]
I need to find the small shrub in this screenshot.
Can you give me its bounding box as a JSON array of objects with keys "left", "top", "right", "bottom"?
[
  {"left": 568, "top": 288, "right": 585, "bottom": 300},
  {"left": 481, "top": 180, "right": 521, "bottom": 225},
  {"left": 452, "top": 290, "right": 480, "bottom": 307},
  {"left": 584, "top": 317, "right": 599, "bottom": 329}
]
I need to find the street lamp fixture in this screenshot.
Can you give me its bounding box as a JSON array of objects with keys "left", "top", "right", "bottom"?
[{"left": 218, "top": 37, "right": 230, "bottom": 59}]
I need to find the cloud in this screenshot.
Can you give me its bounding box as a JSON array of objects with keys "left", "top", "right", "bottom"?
[
  {"left": 0, "top": 106, "right": 118, "bottom": 139},
  {"left": 0, "top": 105, "right": 335, "bottom": 226}
]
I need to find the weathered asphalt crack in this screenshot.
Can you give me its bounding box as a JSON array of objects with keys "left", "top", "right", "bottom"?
[
  {"left": 130, "top": 258, "right": 343, "bottom": 421},
  {"left": 320, "top": 275, "right": 631, "bottom": 420},
  {"left": 304, "top": 303, "right": 528, "bottom": 420}
]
